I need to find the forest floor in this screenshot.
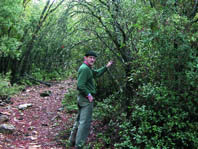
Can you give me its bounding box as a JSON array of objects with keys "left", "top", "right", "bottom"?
[{"left": 0, "top": 79, "right": 87, "bottom": 149}]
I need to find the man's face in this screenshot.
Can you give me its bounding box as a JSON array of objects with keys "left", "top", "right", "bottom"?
[{"left": 84, "top": 56, "right": 96, "bottom": 66}]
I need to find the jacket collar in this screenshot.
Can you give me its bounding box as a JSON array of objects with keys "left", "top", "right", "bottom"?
[{"left": 84, "top": 60, "right": 91, "bottom": 67}]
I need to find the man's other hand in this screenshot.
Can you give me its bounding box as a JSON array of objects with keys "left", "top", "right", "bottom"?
[
  {"left": 106, "top": 60, "right": 113, "bottom": 68},
  {"left": 87, "top": 94, "right": 93, "bottom": 102}
]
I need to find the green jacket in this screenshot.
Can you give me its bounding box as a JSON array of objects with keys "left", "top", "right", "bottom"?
[{"left": 77, "top": 63, "right": 107, "bottom": 96}]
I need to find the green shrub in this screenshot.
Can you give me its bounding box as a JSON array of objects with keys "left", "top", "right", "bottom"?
[
  {"left": 94, "top": 91, "right": 125, "bottom": 122},
  {"left": 112, "top": 84, "right": 198, "bottom": 148},
  {"left": 62, "top": 88, "right": 78, "bottom": 112},
  {"left": 0, "top": 73, "right": 24, "bottom": 98}
]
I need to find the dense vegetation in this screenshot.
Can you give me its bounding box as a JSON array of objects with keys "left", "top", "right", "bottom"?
[{"left": 1, "top": 0, "right": 198, "bottom": 148}]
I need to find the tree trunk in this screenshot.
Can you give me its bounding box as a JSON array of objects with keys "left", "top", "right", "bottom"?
[{"left": 19, "top": 0, "right": 65, "bottom": 77}]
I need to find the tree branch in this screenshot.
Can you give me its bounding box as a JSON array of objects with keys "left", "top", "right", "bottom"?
[
  {"left": 190, "top": 0, "right": 198, "bottom": 19},
  {"left": 149, "top": 0, "right": 154, "bottom": 8}
]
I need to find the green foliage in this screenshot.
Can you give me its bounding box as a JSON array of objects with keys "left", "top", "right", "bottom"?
[
  {"left": 0, "top": 0, "right": 24, "bottom": 58},
  {"left": 93, "top": 92, "right": 127, "bottom": 146},
  {"left": 0, "top": 73, "right": 24, "bottom": 97},
  {"left": 32, "top": 68, "right": 62, "bottom": 81},
  {"left": 130, "top": 84, "right": 198, "bottom": 148},
  {"left": 22, "top": 66, "right": 76, "bottom": 86},
  {"left": 62, "top": 89, "right": 78, "bottom": 112},
  {"left": 91, "top": 1, "right": 198, "bottom": 147},
  {"left": 97, "top": 84, "right": 198, "bottom": 148},
  {"left": 94, "top": 92, "right": 121, "bottom": 118}
]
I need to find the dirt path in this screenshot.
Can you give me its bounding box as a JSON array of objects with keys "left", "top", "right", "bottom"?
[{"left": 0, "top": 79, "right": 76, "bottom": 149}]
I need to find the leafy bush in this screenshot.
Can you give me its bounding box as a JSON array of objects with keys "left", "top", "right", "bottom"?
[
  {"left": 0, "top": 73, "right": 24, "bottom": 98},
  {"left": 94, "top": 91, "right": 127, "bottom": 123},
  {"left": 108, "top": 84, "right": 198, "bottom": 148},
  {"left": 93, "top": 92, "right": 127, "bottom": 147},
  {"left": 62, "top": 88, "right": 78, "bottom": 113}
]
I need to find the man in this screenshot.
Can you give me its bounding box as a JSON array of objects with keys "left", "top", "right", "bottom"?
[{"left": 69, "top": 51, "right": 113, "bottom": 148}]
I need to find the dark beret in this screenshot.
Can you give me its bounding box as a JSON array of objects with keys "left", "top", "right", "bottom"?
[{"left": 85, "top": 51, "right": 97, "bottom": 57}]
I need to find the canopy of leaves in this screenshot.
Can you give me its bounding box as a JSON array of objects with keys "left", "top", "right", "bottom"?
[{"left": 0, "top": 0, "right": 24, "bottom": 58}]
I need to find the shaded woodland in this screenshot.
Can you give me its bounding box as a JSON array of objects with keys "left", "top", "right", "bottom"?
[{"left": 1, "top": 0, "right": 198, "bottom": 148}]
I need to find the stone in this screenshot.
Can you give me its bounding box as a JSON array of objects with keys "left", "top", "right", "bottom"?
[
  {"left": 0, "top": 124, "right": 15, "bottom": 134},
  {"left": 40, "top": 90, "right": 51, "bottom": 97},
  {"left": 0, "top": 115, "right": 9, "bottom": 123},
  {"left": 57, "top": 107, "right": 64, "bottom": 112},
  {"left": 18, "top": 103, "right": 32, "bottom": 110},
  {"left": 0, "top": 102, "right": 6, "bottom": 106},
  {"left": 0, "top": 112, "right": 11, "bottom": 115}
]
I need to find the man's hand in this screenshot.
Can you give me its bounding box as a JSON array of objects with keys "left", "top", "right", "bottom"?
[
  {"left": 87, "top": 94, "right": 93, "bottom": 102},
  {"left": 106, "top": 60, "right": 113, "bottom": 68}
]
